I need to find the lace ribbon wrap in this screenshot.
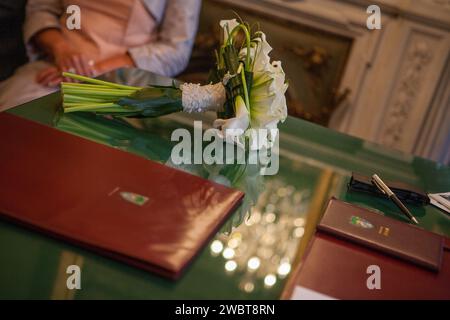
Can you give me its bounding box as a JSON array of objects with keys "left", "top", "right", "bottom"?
[{"left": 180, "top": 83, "right": 226, "bottom": 113}]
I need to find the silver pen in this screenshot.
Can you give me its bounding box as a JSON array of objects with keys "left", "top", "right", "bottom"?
[{"left": 371, "top": 174, "right": 419, "bottom": 225}]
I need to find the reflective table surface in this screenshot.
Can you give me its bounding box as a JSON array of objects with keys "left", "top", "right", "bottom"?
[{"left": 1, "top": 69, "right": 449, "bottom": 299}]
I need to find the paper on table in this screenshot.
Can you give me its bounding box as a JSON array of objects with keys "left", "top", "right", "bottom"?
[
  {"left": 429, "top": 192, "right": 450, "bottom": 214},
  {"left": 290, "top": 286, "right": 337, "bottom": 300}
]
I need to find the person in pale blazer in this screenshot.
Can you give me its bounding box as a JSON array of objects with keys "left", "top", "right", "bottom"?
[{"left": 0, "top": 0, "right": 202, "bottom": 110}]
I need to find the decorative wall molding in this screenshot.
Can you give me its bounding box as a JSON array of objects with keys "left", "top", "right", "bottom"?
[
  {"left": 413, "top": 55, "right": 450, "bottom": 163},
  {"left": 342, "top": 0, "right": 450, "bottom": 30},
  {"left": 331, "top": 2, "right": 450, "bottom": 163},
  {"left": 379, "top": 38, "right": 434, "bottom": 148}
]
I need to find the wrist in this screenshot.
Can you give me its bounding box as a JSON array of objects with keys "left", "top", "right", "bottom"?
[
  {"left": 34, "top": 28, "right": 68, "bottom": 56},
  {"left": 51, "top": 39, "right": 71, "bottom": 56}
]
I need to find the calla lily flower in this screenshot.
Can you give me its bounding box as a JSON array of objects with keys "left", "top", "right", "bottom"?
[
  {"left": 247, "top": 32, "right": 288, "bottom": 136},
  {"left": 213, "top": 23, "right": 288, "bottom": 150},
  {"left": 213, "top": 95, "right": 249, "bottom": 149},
  {"left": 219, "top": 19, "right": 240, "bottom": 43}
]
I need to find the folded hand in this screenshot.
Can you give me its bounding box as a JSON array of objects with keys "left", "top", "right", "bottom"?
[{"left": 52, "top": 42, "right": 95, "bottom": 79}]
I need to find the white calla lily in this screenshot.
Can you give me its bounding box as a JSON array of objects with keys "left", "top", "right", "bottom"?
[
  {"left": 250, "top": 60, "right": 288, "bottom": 128},
  {"left": 214, "top": 24, "right": 288, "bottom": 151},
  {"left": 213, "top": 95, "right": 249, "bottom": 148},
  {"left": 248, "top": 32, "right": 288, "bottom": 125},
  {"left": 241, "top": 32, "right": 288, "bottom": 149},
  {"left": 241, "top": 32, "right": 272, "bottom": 73},
  {"left": 219, "top": 19, "right": 240, "bottom": 44}
]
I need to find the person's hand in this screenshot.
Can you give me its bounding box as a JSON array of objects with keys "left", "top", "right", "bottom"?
[
  {"left": 36, "top": 52, "right": 135, "bottom": 87},
  {"left": 33, "top": 29, "right": 95, "bottom": 80},
  {"left": 93, "top": 53, "right": 135, "bottom": 75},
  {"left": 36, "top": 66, "right": 63, "bottom": 87},
  {"left": 52, "top": 41, "right": 95, "bottom": 78}
]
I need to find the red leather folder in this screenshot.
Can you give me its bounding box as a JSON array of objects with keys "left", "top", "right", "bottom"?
[
  {"left": 0, "top": 112, "right": 244, "bottom": 279},
  {"left": 317, "top": 198, "right": 443, "bottom": 271},
  {"left": 284, "top": 233, "right": 450, "bottom": 300}
]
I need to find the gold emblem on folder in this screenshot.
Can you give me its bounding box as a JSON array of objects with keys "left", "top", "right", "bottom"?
[
  {"left": 378, "top": 226, "right": 390, "bottom": 237},
  {"left": 349, "top": 215, "right": 374, "bottom": 229},
  {"left": 120, "top": 192, "right": 149, "bottom": 206}
]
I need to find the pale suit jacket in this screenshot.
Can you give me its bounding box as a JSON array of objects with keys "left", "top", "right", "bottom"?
[{"left": 23, "top": 0, "right": 202, "bottom": 77}]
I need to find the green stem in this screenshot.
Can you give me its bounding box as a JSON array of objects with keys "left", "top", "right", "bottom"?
[
  {"left": 61, "top": 89, "right": 133, "bottom": 97},
  {"left": 62, "top": 72, "right": 141, "bottom": 90},
  {"left": 228, "top": 24, "right": 252, "bottom": 71},
  {"left": 63, "top": 86, "right": 135, "bottom": 94},
  {"left": 64, "top": 103, "right": 121, "bottom": 113},
  {"left": 63, "top": 94, "right": 107, "bottom": 103},
  {"left": 61, "top": 83, "right": 113, "bottom": 89},
  {"left": 93, "top": 107, "right": 134, "bottom": 113},
  {"left": 239, "top": 63, "right": 250, "bottom": 111}
]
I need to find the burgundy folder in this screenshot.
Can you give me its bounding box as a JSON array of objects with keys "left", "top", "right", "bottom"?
[
  {"left": 0, "top": 112, "right": 244, "bottom": 279},
  {"left": 281, "top": 199, "right": 449, "bottom": 300},
  {"left": 317, "top": 198, "right": 443, "bottom": 271},
  {"left": 283, "top": 233, "right": 450, "bottom": 300}
]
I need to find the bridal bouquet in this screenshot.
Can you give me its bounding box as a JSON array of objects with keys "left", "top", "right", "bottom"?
[{"left": 61, "top": 19, "right": 288, "bottom": 149}]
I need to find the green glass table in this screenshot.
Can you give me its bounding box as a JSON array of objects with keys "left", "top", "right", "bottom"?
[{"left": 1, "top": 68, "right": 449, "bottom": 299}]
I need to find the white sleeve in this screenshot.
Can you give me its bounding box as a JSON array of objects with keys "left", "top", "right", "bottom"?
[{"left": 128, "top": 0, "right": 202, "bottom": 77}]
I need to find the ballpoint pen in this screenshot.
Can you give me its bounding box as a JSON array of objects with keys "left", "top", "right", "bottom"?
[{"left": 371, "top": 174, "right": 419, "bottom": 224}]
